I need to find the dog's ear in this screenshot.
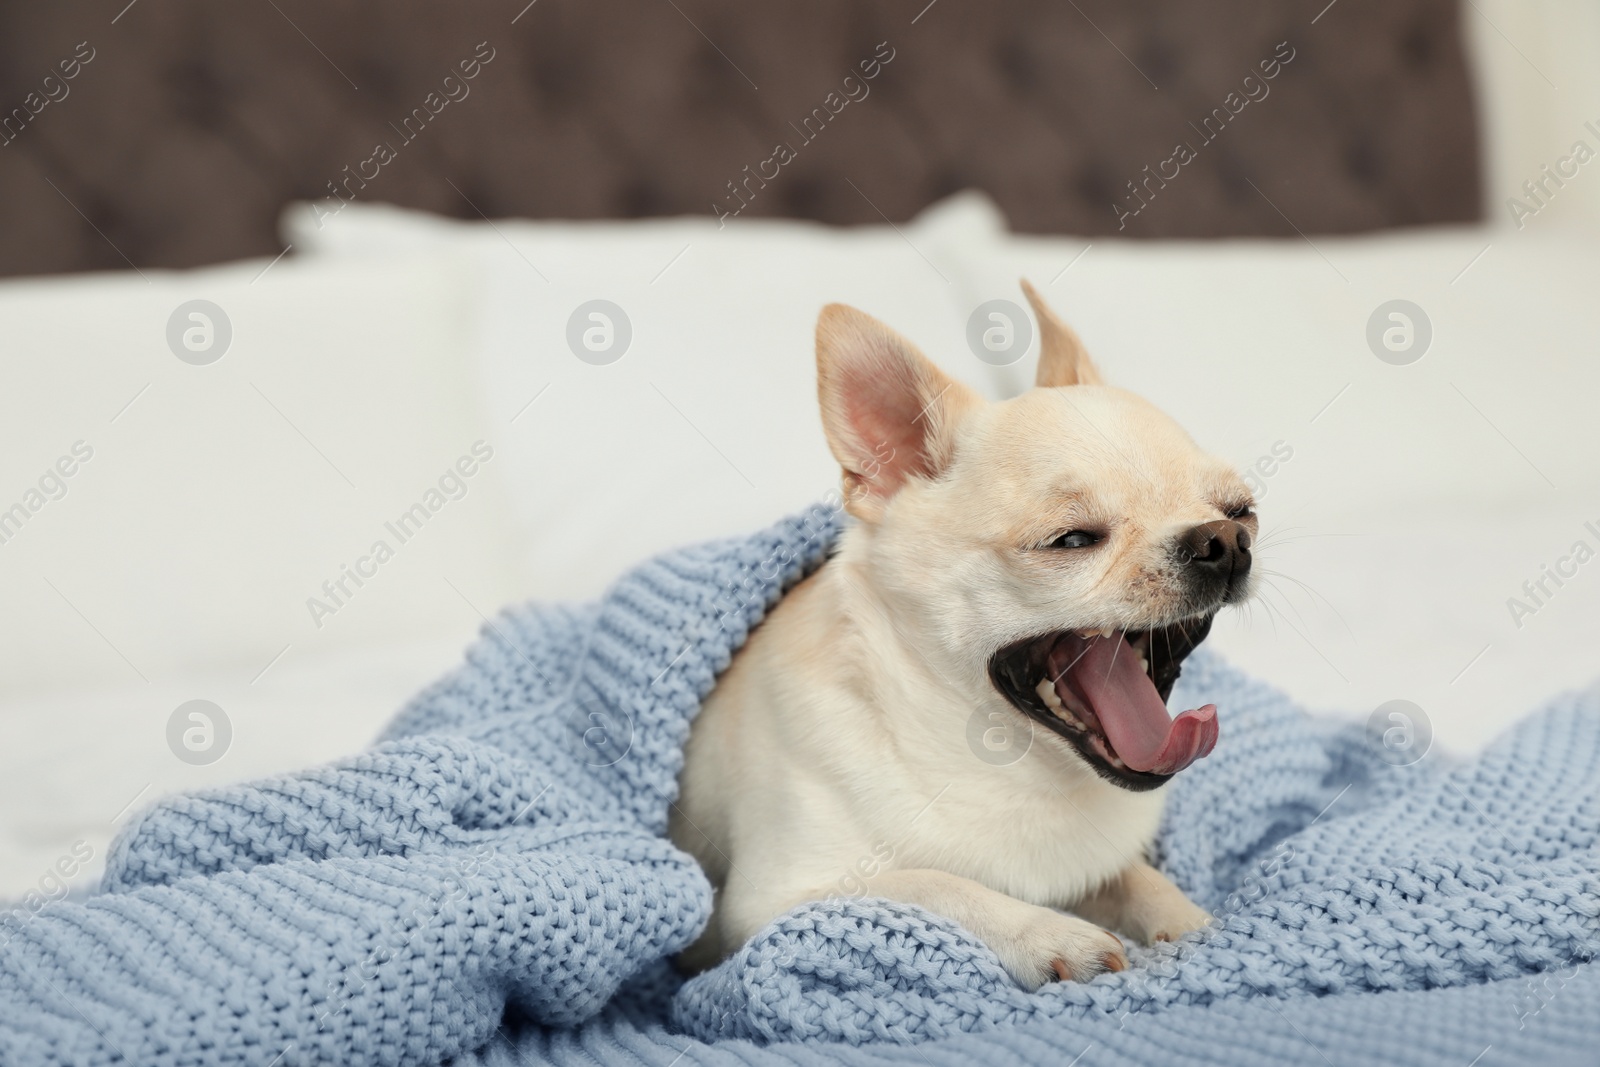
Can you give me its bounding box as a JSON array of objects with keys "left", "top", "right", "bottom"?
[
  {"left": 816, "top": 304, "right": 981, "bottom": 521},
  {"left": 1022, "top": 278, "right": 1103, "bottom": 388}
]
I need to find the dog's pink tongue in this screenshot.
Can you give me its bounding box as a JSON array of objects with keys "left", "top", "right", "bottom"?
[{"left": 1069, "top": 634, "right": 1219, "bottom": 775}]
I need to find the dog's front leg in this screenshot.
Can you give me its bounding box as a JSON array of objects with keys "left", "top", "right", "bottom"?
[
  {"left": 831, "top": 868, "right": 1129, "bottom": 990},
  {"left": 1069, "top": 861, "right": 1211, "bottom": 945}
]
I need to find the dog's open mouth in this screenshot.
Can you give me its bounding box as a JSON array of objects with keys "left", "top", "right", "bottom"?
[{"left": 987, "top": 617, "right": 1219, "bottom": 791}]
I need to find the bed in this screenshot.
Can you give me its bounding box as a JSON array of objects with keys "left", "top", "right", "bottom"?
[{"left": 1, "top": 1, "right": 1596, "bottom": 1063}]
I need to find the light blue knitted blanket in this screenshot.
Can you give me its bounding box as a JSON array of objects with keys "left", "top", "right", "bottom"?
[{"left": 3, "top": 505, "right": 1597, "bottom": 1066}]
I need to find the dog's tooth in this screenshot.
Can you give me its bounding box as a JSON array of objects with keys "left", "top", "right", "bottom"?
[
  {"left": 1034, "top": 678, "right": 1087, "bottom": 730},
  {"left": 1138, "top": 652, "right": 1149, "bottom": 672}
]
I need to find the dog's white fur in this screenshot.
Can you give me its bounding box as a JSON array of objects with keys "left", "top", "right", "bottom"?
[{"left": 670, "top": 283, "right": 1254, "bottom": 988}]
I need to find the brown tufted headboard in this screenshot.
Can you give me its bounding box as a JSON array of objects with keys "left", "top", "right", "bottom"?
[{"left": 0, "top": 0, "right": 1481, "bottom": 278}]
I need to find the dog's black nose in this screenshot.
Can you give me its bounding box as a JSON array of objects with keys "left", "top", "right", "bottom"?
[{"left": 1178, "top": 520, "right": 1252, "bottom": 599}]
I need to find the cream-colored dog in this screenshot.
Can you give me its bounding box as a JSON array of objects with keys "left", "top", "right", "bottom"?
[{"left": 670, "top": 282, "right": 1256, "bottom": 989}]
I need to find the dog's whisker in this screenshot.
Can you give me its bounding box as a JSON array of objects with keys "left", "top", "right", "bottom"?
[
  {"left": 1232, "top": 588, "right": 1278, "bottom": 638},
  {"left": 1260, "top": 601, "right": 1286, "bottom": 641},
  {"left": 1254, "top": 576, "right": 1316, "bottom": 636},
  {"left": 1250, "top": 522, "right": 1316, "bottom": 544},
  {"left": 1247, "top": 594, "right": 1286, "bottom": 641},
  {"left": 1103, "top": 629, "right": 1125, "bottom": 684},
  {"left": 1050, "top": 640, "right": 1095, "bottom": 685},
  {"left": 1255, "top": 567, "right": 1357, "bottom": 644},
  {"left": 1257, "top": 565, "right": 1337, "bottom": 609},
  {"left": 1250, "top": 522, "right": 1353, "bottom": 552},
  {"left": 1259, "top": 588, "right": 1314, "bottom": 645}
]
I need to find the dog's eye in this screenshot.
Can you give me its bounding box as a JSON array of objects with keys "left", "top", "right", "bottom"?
[
  {"left": 1224, "top": 502, "right": 1255, "bottom": 521},
  {"left": 1048, "top": 530, "right": 1101, "bottom": 549}
]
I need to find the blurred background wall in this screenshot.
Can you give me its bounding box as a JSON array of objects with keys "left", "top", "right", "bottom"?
[
  {"left": 1467, "top": 0, "right": 1600, "bottom": 232},
  {"left": 0, "top": 0, "right": 1487, "bottom": 277}
]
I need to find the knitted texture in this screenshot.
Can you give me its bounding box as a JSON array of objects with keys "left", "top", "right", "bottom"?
[{"left": 1, "top": 503, "right": 1597, "bottom": 1066}]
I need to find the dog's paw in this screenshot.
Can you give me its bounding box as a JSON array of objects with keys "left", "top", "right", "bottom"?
[
  {"left": 994, "top": 907, "right": 1129, "bottom": 991},
  {"left": 1136, "top": 893, "right": 1212, "bottom": 945}
]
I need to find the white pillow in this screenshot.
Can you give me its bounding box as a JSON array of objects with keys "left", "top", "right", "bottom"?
[
  {"left": 0, "top": 254, "right": 522, "bottom": 691},
  {"left": 285, "top": 192, "right": 1018, "bottom": 602},
  {"left": 964, "top": 228, "right": 1600, "bottom": 510}
]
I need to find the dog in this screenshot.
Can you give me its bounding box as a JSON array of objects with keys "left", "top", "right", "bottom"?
[{"left": 669, "top": 282, "right": 1255, "bottom": 988}]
